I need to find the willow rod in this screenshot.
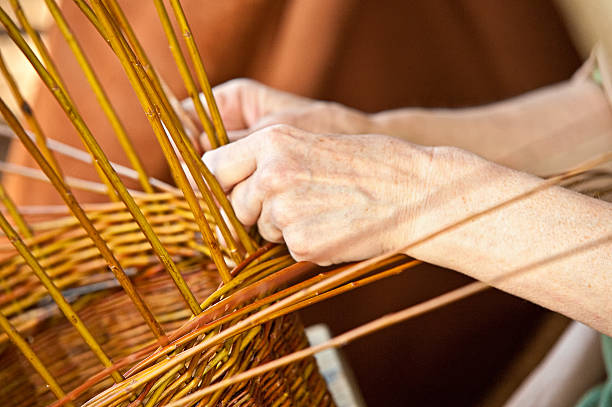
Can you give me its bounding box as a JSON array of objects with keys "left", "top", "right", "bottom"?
[
  {"left": 87, "top": 0, "right": 231, "bottom": 284},
  {"left": 44, "top": 0, "right": 153, "bottom": 194},
  {"left": 0, "top": 96, "right": 167, "bottom": 342},
  {"left": 168, "top": 0, "right": 229, "bottom": 145},
  {"left": 166, "top": 282, "right": 489, "bottom": 407},
  {"left": 6, "top": 1, "right": 118, "bottom": 201},
  {"left": 102, "top": 0, "right": 247, "bottom": 261},
  {"left": 0, "top": 123, "right": 180, "bottom": 193},
  {"left": 0, "top": 207, "right": 124, "bottom": 383},
  {"left": 0, "top": 50, "right": 62, "bottom": 175},
  {"left": 99, "top": 0, "right": 201, "bottom": 157},
  {"left": 93, "top": 0, "right": 255, "bottom": 254},
  {"left": 0, "top": 160, "right": 143, "bottom": 196},
  {"left": 8, "top": 0, "right": 65, "bottom": 93},
  {"left": 0, "top": 310, "right": 73, "bottom": 406},
  {"left": 0, "top": 183, "right": 31, "bottom": 238},
  {"left": 82, "top": 151, "right": 612, "bottom": 407},
  {"left": 0, "top": 5, "right": 203, "bottom": 313},
  {"left": 99, "top": 0, "right": 245, "bottom": 265},
  {"left": 151, "top": 0, "right": 217, "bottom": 148}
]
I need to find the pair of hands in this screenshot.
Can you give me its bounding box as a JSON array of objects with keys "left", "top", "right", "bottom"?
[{"left": 187, "top": 79, "right": 470, "bottom": 265}]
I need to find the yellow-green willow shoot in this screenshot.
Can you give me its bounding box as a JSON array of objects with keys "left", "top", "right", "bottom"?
[
  {"left": 8, "top": 0, "right": 66, "bottom": 94},
  {"left": 152, "top": 0, "right": 217, "bottom": 149},
  {"left": 0, "top": 51, "right": 62, "bottom": 176},
  {"left": 100, "top": 0, "right": 255, "bottom": 254},
  {"left": 101, "top": 0, "right": 250, "bottom": 258},
  {"left": 0, "top": 6, "right": 203, "bottom": 314},
  {"left": 0, "top": 207, "right": 124, "bottom": 383},
  {"left": 0, "top": 96, "right": 167, "bottom": 342},
  {"left": 0, "top": 183, "right": 31, "bottom": 238},
  {"left": 86, "top": 0, "right": 231, "bottom": 285},
  {"left": 93, "top": 0, "right": 242, "bottom": 271},
  {"left": 43, "top": 0, "right": 153, "bottom": 194},
  {"left": 0, "top": 310, "right": 74, "bottom": 406},
  {"left": 102, "top": 0, "right": 193, "bottom": 145},
  {"left": 6, "top": 2, "right": 118, "bottom": 201},
  {"left": 168, "top": 0, "right": 229, "bottom": 145},
  {"left": 72, "top": 0, "right": 105, "bottom": 38}
]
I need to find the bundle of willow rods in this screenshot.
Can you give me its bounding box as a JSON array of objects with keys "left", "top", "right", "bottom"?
[
  {"left": 0, "top": 1, "right": 610, "bottom": 407},
  {"left": 0, "top": 0, "right": 342, "bottom": 405}
]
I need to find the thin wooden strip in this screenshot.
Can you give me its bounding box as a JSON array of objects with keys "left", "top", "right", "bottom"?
[
  {"left": 0, "top": 208, "right": 124, "bottom": 382},
  {"left": 0, "top": 160, "right": 135, "bottom": 196},
  {"left": 0, "top": 96, "right": 167, "bottom": 342},
  {"left": 44, "top": 0, "right": 153, "bottom": 193},
  {"left": 167, "top": 0, "right": 228, "bottom": 145},
  {"left": 0, "top": 123, "right": 180, "bottom": 193},
  {"left": 90, "top": 0, "right": 231, "bottom": 285},
  {"left": 151, "top": 0, "right": 216, "bottom": 148},
  {"left": 0, "top": 5, "right": 202, "bottom": 316},
  {"left": 0, "top": 50, "right": 62, "bottom": 175},
  {"left": 0, "top": 183, "right": 31, "bottom": 238},
  {"left": 9, "top": 1, "right": 118, "bottom": 201}
]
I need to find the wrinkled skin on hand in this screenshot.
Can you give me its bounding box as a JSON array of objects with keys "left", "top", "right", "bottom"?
[
  {"left": 203, "top": 124, "right": 435, "bottom": 265},
  {"left": 183, "top": 78, "right": 376, "bottom": 149}
]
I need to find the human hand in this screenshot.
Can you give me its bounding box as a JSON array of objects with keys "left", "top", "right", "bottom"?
[
  {"left": 183, "top": 79, "right": 376, "bottom": 149},
  {"left": 202, "top": 124, "right": 437, "bottom": 265}
]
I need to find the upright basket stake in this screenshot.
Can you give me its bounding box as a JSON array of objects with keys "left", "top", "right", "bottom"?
[
  {"left": 7, "top": 0, "right": 119, "bottom": 201},
  {"left": 89, "top": 0, "right": 256, "bottom": 254},
  {"left": 0, "top": 96, "right": 167, "bottom": 342},
  {"left": 168, "top": 0, "right": 229, "bottom": 146},
  {"left": 0, "top": 50, "right": 62, "bottom": 176},
  {"left": 0, "top": 207, "right": 124, "bottom": 383},
  {"left": 87, "top": 0, "right": 233, "bottom": 282},
  {"left": 0, "top": 6, "right": 203, "bottom": 314},
  {"left": 44, "top": 0, "right": 154, "bottom": 194},
  {"left": 151, "top": 0, "right": 218, "bottom": 149}
]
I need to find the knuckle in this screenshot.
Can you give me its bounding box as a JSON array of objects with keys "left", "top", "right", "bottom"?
[
  {"left": 254, "top": 125, "right": 296, "bottom": 153},
  {"left": 284, "top": 229, "right": 312, "bottom": 261},
  {"left": 265, "top": 123, "right": 297, "bottom": 138},
  {"left": 271, "top": 197, "right": 293, "bottom": 227},
  {"left": 258, "top": 162, "right": 294, "bottom": 191}
]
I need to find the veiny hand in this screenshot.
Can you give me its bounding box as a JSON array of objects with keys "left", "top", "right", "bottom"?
[
  {"left": 183, "top": 79, "right": 376, "bottom": 149},
  {"left": 203, "top": 124, "right": 438, "bottom": 265}
]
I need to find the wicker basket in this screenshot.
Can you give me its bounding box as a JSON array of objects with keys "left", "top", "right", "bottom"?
[{"left": 0, "top": 193, "right": 333, "bottom": 406}]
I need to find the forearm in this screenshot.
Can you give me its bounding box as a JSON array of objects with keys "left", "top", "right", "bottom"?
[
  {"left": 407, "top": 146, "right": 612, "bottom": 335},
  {"left": 372, "top": 79, "right": 612, "bottom": 176}
]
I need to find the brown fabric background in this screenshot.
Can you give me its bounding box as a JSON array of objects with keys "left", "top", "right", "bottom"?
[{"left": 5, "top": 1, "right": 581, "bottom": 405}]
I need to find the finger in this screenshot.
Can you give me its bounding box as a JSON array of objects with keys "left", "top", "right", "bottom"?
[
  {"left": 202, "top": 135, "right": 258, "bottom": 191},
  {"left": 257, "top": 200, "right": 283, "bottom": 243},
  {"left": 213, "top": 78, "right": 314, "bottom": 130},
  {"left": 230, "top": 174, "right": 264, "bottom": 226}
]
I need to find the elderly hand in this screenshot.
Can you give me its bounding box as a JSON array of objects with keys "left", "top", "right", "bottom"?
[
  {"left": 203, "top": 124, "right": 443, "bottom": 265},
  {"left": 184, "top": 79, "right": 376, "bottom": 149}
]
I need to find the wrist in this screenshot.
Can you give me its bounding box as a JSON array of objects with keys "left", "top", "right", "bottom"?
[
  {"left": 403, "top": 146, "right": 534, "bottom": 252},
  {"left": 369, "top": 109, "right": 418, "bottom": 137}
]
